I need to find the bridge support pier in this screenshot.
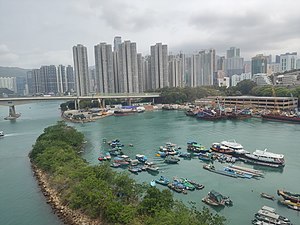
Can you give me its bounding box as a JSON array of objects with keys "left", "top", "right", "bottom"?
[
  {"left": 74, "top": 99, "right": 80, "bottom": 110},
  {"left": 5, "top": 105, "right": 20, "bottom": 120},
  {"left": 127, "top": 98, "right": 132, "bottom": 106},
  {"left": 9, "top": 105, "right": 16, "bottom": 117}
]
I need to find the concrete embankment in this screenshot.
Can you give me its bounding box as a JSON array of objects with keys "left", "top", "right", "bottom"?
[{"left": 31, "top": 162, "right": 102, "bottom": 225}]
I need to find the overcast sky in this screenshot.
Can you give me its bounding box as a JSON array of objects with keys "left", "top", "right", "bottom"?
[{"left": 0, "top": 0, "right": 299, "bottom": 69}]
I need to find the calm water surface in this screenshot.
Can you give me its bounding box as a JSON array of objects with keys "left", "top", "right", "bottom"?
[{"left": 1, "top": 103, "right": 299, "bottom": 225}]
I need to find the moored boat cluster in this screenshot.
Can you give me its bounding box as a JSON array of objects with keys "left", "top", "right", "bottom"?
[
  {"left": 153, "top": 176, "right": 205, "bottom": 194},
  {"left": 97, "top": 138, "right": 296, "bottom": 224}
]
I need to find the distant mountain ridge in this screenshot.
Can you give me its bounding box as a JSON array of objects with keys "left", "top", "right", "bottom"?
[{"left": 0, "top": 66, "right": 30, "bottom": 77}]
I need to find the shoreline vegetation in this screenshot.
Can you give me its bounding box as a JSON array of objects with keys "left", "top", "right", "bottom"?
[
  {"left": 29, "top": 121, "right": 226, "bottom": 225},
  {"left": 31, "top": 163, "right": 100, "bottom": 225}
]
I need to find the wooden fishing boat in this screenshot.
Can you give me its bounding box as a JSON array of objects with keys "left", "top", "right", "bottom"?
[
  {"left": 260, "top": 192, "right": 275, "bottom": 200},
  {"left": 277, "top": 189, "right": 300, "bottom": 203}
]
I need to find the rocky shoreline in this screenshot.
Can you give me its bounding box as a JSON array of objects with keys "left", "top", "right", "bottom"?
[{"left": 31, "top": 161, "right": 102, "bottom": 225}]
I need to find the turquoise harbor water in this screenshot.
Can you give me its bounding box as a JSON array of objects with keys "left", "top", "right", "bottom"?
[{"left": 0, "top": 102, "right": 299, "bottom": 225}]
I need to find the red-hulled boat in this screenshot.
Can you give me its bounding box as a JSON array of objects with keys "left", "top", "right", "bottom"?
[{"left": 262, "top": 113, "right": 300, "bottom": 123}]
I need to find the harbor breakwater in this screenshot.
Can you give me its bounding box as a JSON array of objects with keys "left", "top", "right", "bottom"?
[{"left": 30, "top": 161, "right": 101, "bottom": 225}]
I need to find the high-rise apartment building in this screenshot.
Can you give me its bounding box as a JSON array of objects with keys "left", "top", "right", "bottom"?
[
  {"left": 57, "top": 65, "right": 66, "bottom": 94},
  {"left": 169, "top": 55, "right": 184, "bottom": 87},
  {"left": 0, "top": 77, "right": 17, "bottom": 93},
  {"left": 297, "top": 59, "right": 300, "bottom": 69},
  {"left": 113, "top": 36, "right": 122, "bottom": 52},
  {"left": 198, "top": 49, "right": 216, "bottom": 86},
  {"left": 94, "top": 43, "right": 114, "bottom": 93},
  {"left": 73, "top": 44, "right": 89, "bottom": 96},
  {"left": 224, "top": 47, "right": 244, "bottom": 77},
  {"left": 143, "top": 56, "right": 152, "bottom": 91},
  {"left": 226, "top": 47, "right": 240, "bottom": 58},
  {"left": 39, "top": 65, "right": 58, "bottom": 94},
  {"left": 150, "top": 43, "right": 169, "bottom": 89},
  {"left": 185, "top": 55, "right": 195, "bottom": 87},
  {"left": 66, "top": 65, "right": 75, "bottom": 92},
  {"left": 280, "top": 52, "right": 297, "bottom": 72},
  {"left": 216, "top": 55, "right": 225, "bottom": 71},
  {"left": 251, "top": 54, "right": 268, "bottom": 75},
  {"left": 118, "top": 40, "right": 139, "bottom": 93},
  {"left": 137, "top": 53, "right": 145, "bottom": 93}
]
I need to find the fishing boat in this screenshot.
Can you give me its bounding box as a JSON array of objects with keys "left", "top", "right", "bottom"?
[
  {"left": 178, "top": 152, "right": 192, "bottom": 159},
  {"left": 150, "top": 180, "right": 156, "bottom": 187},
  {"left": 164, "top": 155, "right": 180, "bottom": 164},
  {"left": 198, "top": 152, "right": 213, "bottom": 162},
  {"left": 215, "top": 153, "right": 237, "bottom": 163},
  {"left": 0, "top": 131, "right": 4, "bottom": 137},
  {"left": 223, "top": 167, "right": 253, "bottom": 179},
  {"left": 146, "top": 165, "right": 159, "bottom": 173},
  {"left": 196, "top": 109, "right": 225, "bottom": 120},
  {"left": 136, "top": 154, "right": 148, "bottom": 163},
  {"left": 186, "top": 179, "right": 205, "bottom": 190},
  {"left": 260, "top": 193, "right": 275, "bottom": 200},
  {"left": 254, "top": 206, "right": 291, "bottom": 225},
  {"left": 277, "top": 190, "right": 300, "bottom": 203},
  {"left": 279, "top": 199, "right": 300, "bottom": 211},
  {"left": 187, "top": 141, "right": 209, "bottom": 153},
  {"left": 286, "top": 204, "right": 300, "bottom": 211},
  {"left": 202, "top": 196, "right": 219, "bottom": 206},
  {"left": 157, "top": 145, "right": 178, "bottom": 156},
  {"left": 228, "top": 165, "right": 264, "bottom": 177},
  {"left": 110, "top": 162, "right": 121, "bottom": 168},
  {"left": 155, "top": 176, "right": 170, "bottom": 186},
  {"left": 168, "top": 182, "right": 185, "bottom": 193},
  {"left": 185, "top": 109, "right": 198, "bottom": 117},
  {"left": 226, "top": 108, "right": 252, "bottom": 119},
  {"left": 128, "top": 166, "right": 141, "bottom": 174},
  {"left": 262, "top": 113, "right": 300, "bottom": 123},
  {"left": 113, "top": 157, "right": 130, "bottom": 166},
  {"left": 244, "top": 149, "right": 285, "bottom": 167},
  {"left": 251, "top": 218, "right": 271, "bottom": 225},
  {"left": 173, "top": 178, "right": 195, "bottom": 191},
  {"left": 202, "top": 190, "right": 233, "bottom": 207},
  {"left": 203, "top": 164, "right": 238, "bottom": 178}
]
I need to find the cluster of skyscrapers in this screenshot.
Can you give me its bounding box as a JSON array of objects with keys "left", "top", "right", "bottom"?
[
  {"left": 13, "top": 37, "right": 298, "bottom": 96},
  {"left": 73, "top": 37, "right": 300, "bottom": 96},
  {"left": 25, "top": 65, "right": 75, "bottom": 95}
]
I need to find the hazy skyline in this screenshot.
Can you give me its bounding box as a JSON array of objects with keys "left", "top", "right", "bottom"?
[{"left": 0, "top": 0, "right": 299, "bottom": 68}]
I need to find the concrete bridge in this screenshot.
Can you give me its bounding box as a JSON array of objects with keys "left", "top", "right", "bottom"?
[{"left": 0, "top": 93, "right": 161, "bottom": 119}]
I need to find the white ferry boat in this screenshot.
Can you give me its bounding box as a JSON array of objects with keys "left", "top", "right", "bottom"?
[
  {"left": 244, "top": 149, "right": 285, "bottom": 167},
  {"left": 218, "top": 140, "right": 249, "bottom": 155}
]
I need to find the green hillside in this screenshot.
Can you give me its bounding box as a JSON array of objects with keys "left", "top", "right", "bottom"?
[{"left": 0, "top": 66, "right": 30, "bottom": 77}]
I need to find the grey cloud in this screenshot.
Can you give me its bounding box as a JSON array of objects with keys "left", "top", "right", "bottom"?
[
  {"left": 0, "top": 0, "right": 300, "bottom": 68},
  {"left": 183, "top": 9, "right": 300, "bottom": 59},
  {"left": 81, "top": 0, "right": 159, "bottom": 32},
  {"left": 0, "top": 44, "right": 19, "bottom": 65}
]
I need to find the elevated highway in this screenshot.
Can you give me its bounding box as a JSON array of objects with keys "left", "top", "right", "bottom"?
[{"left": 0, "top": 93, "right": 160, "bottom": 119}]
